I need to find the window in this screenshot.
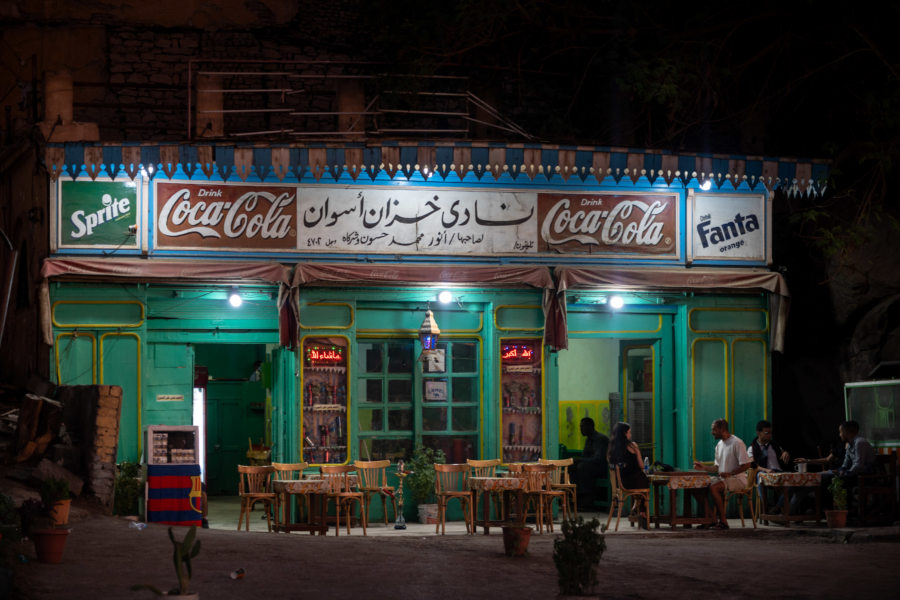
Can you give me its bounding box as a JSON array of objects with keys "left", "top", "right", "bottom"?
[{"left": 356, "top": 339, "right": 479, "bottom": 462}]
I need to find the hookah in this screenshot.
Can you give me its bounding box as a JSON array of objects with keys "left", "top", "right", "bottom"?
[{"left": 394, "top": 459, "right": 409, "bottom": 530}]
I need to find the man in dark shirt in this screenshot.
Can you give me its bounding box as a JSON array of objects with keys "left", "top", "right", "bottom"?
[{"left": 574, "top": 417, "right": 609, "bottom": 509}]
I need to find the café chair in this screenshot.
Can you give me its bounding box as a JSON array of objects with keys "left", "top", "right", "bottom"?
[
  {"left": 724, "top": 467, "right": 757, "bottom": 528},
  {"left": 539, "top": 457, "right": 578, "bottom": 518},
  {"left": 434, "top": 463, "right": 473, "bottom": 535},
  {"left": 272, "top": 462, "right": 309, "bottom": 527},
  {"left": 522, "top": 463, "right": 568, "bottom": 534},
  {"left": 237, "top": 464, "right": 276, "bottom": 532},
  {"left": 606, "top": 465, "right": 650, "bottom": 532},
  {"left": 354, "top": 459, "right": 398, "bottom": 526},
  {"left": 857, "top": 451, "right": 898, "bottom": 524},
  {"left": 321, "top": 464, "right": 367, "bottom": 536},
  {"left": 467, "top": 458, "right": 504, "bottom": 521}
]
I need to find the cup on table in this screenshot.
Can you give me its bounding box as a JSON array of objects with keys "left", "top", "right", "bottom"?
[{"left": 795, "top": 463, "right": 807, "bottom": 473}]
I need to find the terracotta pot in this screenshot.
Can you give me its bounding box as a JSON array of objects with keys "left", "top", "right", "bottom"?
[
  {"left": 502, "top": 525, "right": 532, "bottom": 557},
  {"left": 825, "top": 509, "right": 848, "bottom": 528},
  {"left": 32, "top": 528, "right": 70, "bottom": 564},
  {"left": 50, "top": 499, "right": 72, "bottom": 526}
]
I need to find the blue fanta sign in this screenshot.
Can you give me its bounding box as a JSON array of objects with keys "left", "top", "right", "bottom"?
[{"left": 689, "top": 193, "right": 768, "bottom": 264}]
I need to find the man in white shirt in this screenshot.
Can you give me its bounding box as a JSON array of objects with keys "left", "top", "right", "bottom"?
[{"left": 693, "top": 418, "right": 752, "bottom": 529}]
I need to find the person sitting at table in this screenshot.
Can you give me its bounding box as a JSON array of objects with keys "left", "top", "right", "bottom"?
[
  {"left": 572, "top": 417, "right": 609, "bottom": 510},
  {"left": 748, "top": 419, "right": 794, "bottom": 514},
  {"left": 693, "top": 418, "right": 752, "bottom": 530},
  {"left": 817, "top": 420, "right": 876, "bottom": 512},
  {"left": 607, "top": 421, "right": 650, "bottom": 529}
]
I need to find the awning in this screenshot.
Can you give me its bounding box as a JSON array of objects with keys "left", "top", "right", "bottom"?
[
  {"left": 553, "top": 266, "right": 791, "bottom": 352},
  {"left": 40, "top": 258, "right": 293, "bottom": 347},
  {"left": 291, "top": 263, "right": 559, "bottom": 347}
]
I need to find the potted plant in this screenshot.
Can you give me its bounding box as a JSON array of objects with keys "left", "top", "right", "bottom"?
[
  {"left": 0, "top": 493, "right": 21, "bottom": 544},
  {"left": 405, "top": 445, "right": 445, "bottom": 524},
  {"left": 132, "top": 525, "right": 201, "bottom": 599},
  {"left": 18, "top": 498, "right": 71, "bottom": 564},
  {"left": 553, "top": 516, "right": 606, "bottom": 595},
  {"left": 40, "top": 477, "right": 72, "bottom": 526},
  {"left": 115, "top": 461, "right": 144, "bottom": 517},
  {"left": 825, "top": 476, "right": 849, "bottom": 528}
]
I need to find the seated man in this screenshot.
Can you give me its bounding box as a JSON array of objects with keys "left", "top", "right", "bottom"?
[
  {"left": 693, "top": 418, "right": 752, "bottom": 529},
  {"left": 809, "top": 420, "right": 876, "bottom": 513},
  {"left": 572, "top": 417, "right": 609, "bottom": 509},
  {"left": 748, "top": 419, "right": 794, "bottom": 513}
]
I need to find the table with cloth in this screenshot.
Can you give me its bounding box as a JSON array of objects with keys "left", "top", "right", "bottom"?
[
  {"left": 469, "top": 475, "right": 526, "bottom": 534},
  {"left": 649, "top": 471, "right": 715, "bottom": 528},
  {"left": 272, "top": 478, "right": 331, "bottom": 535},
  {"left": 757, "top": 471, "right": 823, "bottom": 526}
]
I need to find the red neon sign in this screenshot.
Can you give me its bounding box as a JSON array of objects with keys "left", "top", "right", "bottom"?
[
  {"left": 306, "top": 346, "right": 344, "bottom": 363},
  {"left": 501, "top": 344, "right": 535, "bottom": 362}
]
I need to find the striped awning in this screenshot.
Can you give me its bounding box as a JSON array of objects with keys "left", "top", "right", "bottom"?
[{"left": 44, "top": 142, "right": 830, "bottom": 197}]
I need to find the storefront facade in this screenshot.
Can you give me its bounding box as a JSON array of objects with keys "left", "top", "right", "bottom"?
[{"left": 41, "top": 142, "right": 814, "bottom": 496}]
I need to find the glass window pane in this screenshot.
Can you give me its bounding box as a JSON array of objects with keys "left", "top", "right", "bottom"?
[
  {"left": 423, "top": 407, "right": 447, "bottom": 431},
  {"left": 422, "top": 435, "right": 476, "bottom": 462},
  {"left": 387, "top": 342, "right": 414, "bottom": 373},
  {"left": 359, "top": 342, "right": 383, "bottom": 373},
  {"left": 387, "top": 408, "right": 412, "bottom": 431},
  {"left": 357, "top": 379, "right": 382, "bottom": 404},
  {"left": 452, "top": 406, "right": 478, "bottom": 431},
  {"left": 451, "top": 342, "right": 477, "bottom": 372},
  {"left": 360, "top": 438, "right": 413, "bottom": 461},
  {"left": 452, "top": 377, "right": 477, "bottom": 404},
  {"left": 358, "top": 408, "right": 383, "bottom": 431},
  {"left": 387, "top": 379, "right": 412, "bottom": 403}
]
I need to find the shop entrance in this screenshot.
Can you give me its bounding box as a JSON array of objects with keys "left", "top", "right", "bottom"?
[{"left": 195, "top": 343, "right": 268, "bottom": 496}]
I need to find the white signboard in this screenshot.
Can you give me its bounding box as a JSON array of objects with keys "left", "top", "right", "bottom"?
[
  {"left": 299, "top": 187, "right": 537, "bottom": 254},
  {"left": 690, "top": 193, "right": 768, "bottom": 263}
]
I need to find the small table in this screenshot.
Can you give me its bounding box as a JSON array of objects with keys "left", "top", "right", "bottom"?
[
  {"left": 469, "top": 476, "right": 526, "bottom": 534},
  {"left": 272, "top": 479, "right": 330, "bottom": 535},
  {"left": 757, "top": 471, "right": 823, "bottom": 526},
  {"left": 649, "top": 471, "right": 715, "bottom": 528}
]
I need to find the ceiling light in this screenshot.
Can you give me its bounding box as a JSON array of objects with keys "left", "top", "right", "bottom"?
[
  {"left": 609, "top": 295, "right": 625, "bottom": 309},
  {"left": 228, "top": 287, "right": 242, "bottom": 307},
  {"left": 438, "top": 290, "right": 452, "bottom": 304}
]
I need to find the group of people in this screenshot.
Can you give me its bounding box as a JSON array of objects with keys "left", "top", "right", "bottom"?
[{"left": 571, "top": 415, "right": 878, "bottom": 530}]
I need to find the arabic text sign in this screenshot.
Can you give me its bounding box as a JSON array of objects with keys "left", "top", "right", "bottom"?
[
  {"left": 537, "top": 192, "right": 678, "bottom": 256},
  {"left": 59, "top": 180, "right": 138, "bottom": 248},
  {"left": 299, "top": 188, "right": 537, "bottom": 254},
  {"left": 691, "top": 193, "right": 766, "bottom": 261},
  {"left": 155, "top": 182, "right": 297, "bottom": 250}
]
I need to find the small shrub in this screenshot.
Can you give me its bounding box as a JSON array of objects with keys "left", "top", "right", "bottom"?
[
  {"left": 0, "top": 494, "right": 21, "bottom": 542},
  {"left": 40, "top": 477, "right": 71, "bottom": 506},
  {"left": 132, "top": 525, "right": 201, "bottom": 596},
  {"left": 553, "top": 516, "right": 606, "bottom": 596},
  {"left": 115, "top": 462, "right": 144, "bottom": 516},
  {"left": 829, "top": 476, "right": 848, "bottom": 511},
  {"left": 405, "top": 445, "right": 446, "bottom": 505},
  {"left": 17, "top": 498, "right": 51, "bottom": 538}
]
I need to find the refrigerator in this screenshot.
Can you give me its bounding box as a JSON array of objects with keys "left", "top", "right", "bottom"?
[{"left": 144, "top": 425, "right": 203, "bottom": 526}]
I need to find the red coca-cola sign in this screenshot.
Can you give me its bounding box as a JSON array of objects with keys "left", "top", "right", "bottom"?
[
  {"left": 537, "top": 192, "right": 678, "bottom": 255},
  {"left": 154, "top": 183, "right": 297, "bottom": 250}
]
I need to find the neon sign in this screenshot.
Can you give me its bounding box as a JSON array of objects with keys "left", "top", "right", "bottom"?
[
  {"left": 305, "top": 346, "right": 344, "bottom": 364},
  {"left": 501, "top": 344, "right": 535, "bottom": 362}
]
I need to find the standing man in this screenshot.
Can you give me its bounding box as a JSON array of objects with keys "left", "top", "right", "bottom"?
[
  {"left": 693, "top": 418, "right": 752, "bottom": 529},
  {"left": 573, "top": 417, "right": 609, "bottom": 509}
]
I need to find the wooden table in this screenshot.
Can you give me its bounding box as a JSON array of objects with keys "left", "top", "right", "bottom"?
[
  {"left": 649, "top": 471, "right": 715, "bottom": 528},
  {"left": 272, "top": 478, "right": 330, "bottom": 535},
  {"left": 469, "top": 476, "right": 526, "bottom": 534},
  {"left": 757, "top": 471, "right": 823, "bottom": 527}
]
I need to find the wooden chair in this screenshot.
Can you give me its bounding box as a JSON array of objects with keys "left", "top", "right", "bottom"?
[
  {"left": 858, "top": 451, "right": 898, "bottom": 524},
  {"left": 434, "top": 463, "right": 473, "bottom": 535},
  {"left": 522, "top": 463, "right": 568, "bottom": 534},
  {"left": 354, "top": 459, "right": 398, "bottom": 526},
  {"left": 605, "top": 465, "right": 650, "bottom": 532},
  {"left": 320, "top": 464, "right": 367, "bottom": 536},
  {"left": 724, "top": 467, "right": 757, "bottom": 528},
  {"left": 272, "top": 462, "right": 309, "bottom": 527},
  {"left": 237, "top": 464, "right": 276, "bottom": 532},
  {"left": 467, "top": 458, "right": 504, "bottom": 521},
  {"left": 540, "top": 458, "right": 578, "bottom": 518}
]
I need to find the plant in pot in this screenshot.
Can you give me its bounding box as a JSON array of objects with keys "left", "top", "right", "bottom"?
[
  {"left": 18, "top": 498, "right": 70, "bottom": 564},
  {"left": 553, "top": 516, "right": 606, "bottom": 596},
  {"left": 825, "top": 476, "right": 849, "bottom": 528},
  {"left": 0, "top": 493, "right": 21, "bottom": 545},
  {"left": 40, "top": 477, "right": 72, "bottom": 526},
  {"left": 115, "top": 461, "right": 144, "bottom": 517},
  {"left": 132, "top": 525, "right": 201, "bottom": 599},
  {"left": 405, "top": 445, "right": 446, "bottom": 524}
]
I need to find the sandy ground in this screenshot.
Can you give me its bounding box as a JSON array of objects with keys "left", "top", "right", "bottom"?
[{"left": 6, "top": 501, "right": 900, "bottom": 600}]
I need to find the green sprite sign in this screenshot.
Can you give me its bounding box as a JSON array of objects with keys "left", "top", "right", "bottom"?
[{"left": 59, "top": 181, "right": 138, "bottom": 247}]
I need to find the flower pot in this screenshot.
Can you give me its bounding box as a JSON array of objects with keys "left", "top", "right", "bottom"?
[
  {"left": 502, "top": 525, "right": 532, "bottom": 557},
  {"left": 50, "top": 499, "right": 72, "bottom": 526},
  {"left": 32, "top": 528, "right": 70, "bottom": 564},
  {"left": 825, "top": 509, "right": 848, "bottom": 528},
  {"left": 417, "top": 503, "right": 438, "bottom": 524}
]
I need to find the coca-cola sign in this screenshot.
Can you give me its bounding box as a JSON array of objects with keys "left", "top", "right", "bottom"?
[
  {"left": 154, "top": 183, "right": 296, "bottom": 250},
  {"left": 537, "top": 193, "right": 679, "bottom": 256}
]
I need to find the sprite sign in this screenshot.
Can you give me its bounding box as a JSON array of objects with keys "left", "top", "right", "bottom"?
[{"left": 59, "top": 181, "right": 138, "bottom": 248}]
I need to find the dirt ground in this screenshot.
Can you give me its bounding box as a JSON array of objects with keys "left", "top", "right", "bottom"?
[{"left": 5, "top": 498, "right": 900, "bottom": 600}]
